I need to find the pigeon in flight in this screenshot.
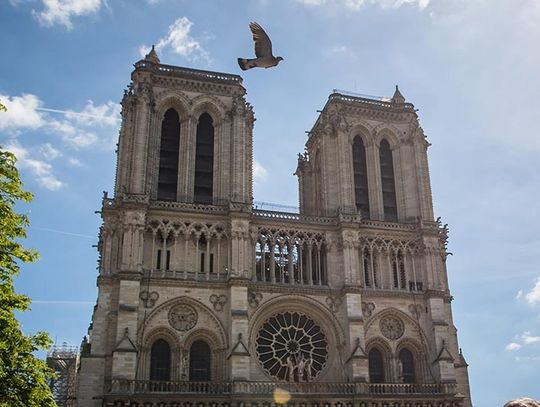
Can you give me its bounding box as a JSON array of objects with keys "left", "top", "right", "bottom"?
[{"left": 238, "top": 22, "right": 284, "bottom": 71}]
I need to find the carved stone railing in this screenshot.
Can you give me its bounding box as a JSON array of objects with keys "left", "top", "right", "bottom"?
[
  {"left": 329, "top": 92, "right": 416, "bottom": 112},
  {"left": 109, "top": 380, "right": 456, "bottom": 396},
  {"left": 134, "top": 61, "right": 243, "bottom": 85},
  {"left": 146, "top": 269, "right": 229, "bottom": 282},
  {"left": 253, "top": 209, "right": 337, "bottom": 225}
]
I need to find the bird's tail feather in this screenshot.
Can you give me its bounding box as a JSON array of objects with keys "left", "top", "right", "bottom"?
[{"left": 238, "top": 58, "right": 250, "bottom": 71}]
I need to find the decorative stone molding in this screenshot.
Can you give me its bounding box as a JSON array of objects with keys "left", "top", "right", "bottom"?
[
  {"left": 362, "top": 302, "right": 375, "bottom": 318},
  {"left": 168, "top": 304, "right": 198, "bottom": 332},
  {"left": 209, "top": 294, "right": 227, "bottom": 311},
  {"left": 408, "top": 304, "right": 423, "bottom": 319},
  {"left": 248, "top": 291, "right": 263, "bottom": 308},
  {"left": 140, "top": 291, "right": 159, "bottom": 308},
  {"left": 325, "top": 295, "right": 342, "bottom": 312}
]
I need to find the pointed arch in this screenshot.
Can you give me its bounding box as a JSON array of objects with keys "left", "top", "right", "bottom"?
[
  {"left": 194, "top": 112, "right": 214, "bottom": 204},
  {"left": 352, "top": 135, "right": 370, "bottom": 217},
  {"left": 379, "top": 138, "right": 397, "bottom": 221},
  {"left": 157, "top": 108, "right": 181, "bottom": 201}
]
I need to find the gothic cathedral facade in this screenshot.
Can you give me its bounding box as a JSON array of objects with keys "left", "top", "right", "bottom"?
[{"left": 76, "top": 49, "right": 473, "bottom": 407}]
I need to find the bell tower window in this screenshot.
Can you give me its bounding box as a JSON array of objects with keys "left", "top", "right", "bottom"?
[
  {"left": 352, "top": 136, "right": 370, "bottom": 217},
  {"left": 194, "top": 113, "right": 214, "bottom": 204},
  {"left": 157, "top": 108, "right": 180, "bottom": 201},
  {"left": 379, "top": 139, "right": 397, "bottom": 221}
]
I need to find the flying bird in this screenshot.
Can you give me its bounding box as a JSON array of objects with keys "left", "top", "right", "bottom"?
[{"left": 238, "top": 22, "right": 284, "bottom": 71}]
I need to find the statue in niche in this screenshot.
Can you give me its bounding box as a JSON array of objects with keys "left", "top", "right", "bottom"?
[
  {"left": 297, "top": 354, "right": 306, "bottom": 382},
  {"left": 287, "top": 355, "right": 295, "bottom": 382},
  {"left": 305, "top": 357, "right": 313, "bottom": 382},
  {"left": 397, "top": 359, "right": 403, "bottom": 383}
]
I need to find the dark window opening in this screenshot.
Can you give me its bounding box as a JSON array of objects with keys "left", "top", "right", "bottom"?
[
  {"left": 379, "top": 139, "right": 397, "bottom": 221},
  {"left": 194, "top": 113, "right": 214, "bottom": 204},
  {"left": 368, "top": 348, "right": 385, "bottom": 383},
  {"left": 353, "top": 136, "right": 370, "bottom": 217},
  {"left": 363, "top": 249, "right": 371, "bottom": 287},
  {"left": 399, "top": 348, "right": 416, "bottom": 383},
  {"left": 156, "top": 249, "right": 170, "bottom": 270},
  {"left": 150, "top": 339, "right": 171, "bottom": 381},
  {"left": 189, "top": 340, "right": 211, "bottom": 381},
  {"left": 157, "top": 108, "right": 180, "bottom": 201},
  {"left": 200, "top": 252, "right": 205, "bottom": 273}
]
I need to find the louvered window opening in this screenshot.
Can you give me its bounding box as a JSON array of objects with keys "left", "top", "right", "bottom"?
[
  {"left": 379, "top": 139, "right": 397, "bottom": 221},
  {"left": 194, "top": 113, "right": 214, "bottom": 204},
  {"left": 157, "top": 109, "right": 180, "bottom": 201},
  {"left": 352, "top": 136, "right": 370, "bottom": 217}
]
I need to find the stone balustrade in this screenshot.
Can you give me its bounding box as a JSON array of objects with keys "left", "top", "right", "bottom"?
[{"left": 109, "top": 380, "right": 456, "bottom": 396}]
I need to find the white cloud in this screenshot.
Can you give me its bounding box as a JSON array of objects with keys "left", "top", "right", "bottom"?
[
  {"left": 0, "top": 94, "right": 44, "bottom": 131},
  {"left": 524, "top": 277, "right": 540, "bottom": 305},
  {"left": 5, "top": 141, "right": 64, "bottom": 191},
  {"left": 505, "top": 342, "right": 522, "bottom": 351},
  {"left": 139, "top": 17, "right": 211, "bottom": 63},
  {"left": 0, "top": 93, "right": 119, "bottom": 150},
  {"left": 67, "top": 157, "right": 83, "bottom": 167},
  {"left": 297, "top": 0, "right": 429, "bottom": 10},
  {"left": 521, "top": 332, "right": 540, "bottom": 345},
  {"left": 33, "top": 0, "right": 102, "bottom": 29},
  {"left": 253, "top": 160, "right": 269, "bottom": 185},
  {"left": 39, "top": 143, "right": 62, "bottom": 160}
]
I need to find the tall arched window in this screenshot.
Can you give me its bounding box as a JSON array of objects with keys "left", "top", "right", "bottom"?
[
  {"left": 150, "top": 339, "right": 171, "bottom": 381},
  {"left": 368, "top": 348, "right": 385, "bottom": 383},
  {"left": 399, "top": 348, "right": 416, "bottom": 383},
  {"left": 157, "top": 108, "right": 181, "bottom": 201},
  {"left": 194, "top": 113, "right": 214, "bottom": 204},
  {"left": 189, "top": 340, "right": 211, "bottom": 381},
  {"left": 352, "top": 136, "right": 370, "bottom": 217},
  {"left": 379, "top": 139, "right": 397, "bottom": 221}
]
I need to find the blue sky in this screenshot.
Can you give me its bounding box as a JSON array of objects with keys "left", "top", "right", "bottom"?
[{"left": 1, "top": 0, "right": 539, "bottom": 405}]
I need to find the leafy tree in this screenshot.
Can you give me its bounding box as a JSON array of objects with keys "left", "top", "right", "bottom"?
[{"left": 0, "top": 146, "right": 56, "bottom": 406}]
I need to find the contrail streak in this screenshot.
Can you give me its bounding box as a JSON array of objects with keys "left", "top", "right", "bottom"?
[
  {"left": 30, "top": 226, "right": 95, "bottom": 240},
  {"left": 33, "top": 300, "right": 94, "bottom": 305},
  {"left": 36, "top": 107, "right": 120, "bottom": 121}
]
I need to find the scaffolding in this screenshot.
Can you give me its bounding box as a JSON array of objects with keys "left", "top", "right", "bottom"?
[{"left": 47, "top": 343, "right": 79, "bottom": 407}]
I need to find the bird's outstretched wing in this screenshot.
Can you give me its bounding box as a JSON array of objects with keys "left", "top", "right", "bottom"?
[{"left": 249, "top": 22, "right": 273, "bottom": 58}]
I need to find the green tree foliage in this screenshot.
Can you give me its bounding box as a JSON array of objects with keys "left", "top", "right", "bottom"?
[{"left": 0, "top": 146, "right": 56, "bottom": 406}]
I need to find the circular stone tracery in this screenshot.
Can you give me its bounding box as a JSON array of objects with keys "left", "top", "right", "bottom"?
[
  {"left": 255, "top": 311, "right": 328, "bottom": 381},
  {"left": 168, "top": 304, "right": 198, "bottom": 332},
  {"left": 379, "top": 315, "right": 404, "bottom": 340}
]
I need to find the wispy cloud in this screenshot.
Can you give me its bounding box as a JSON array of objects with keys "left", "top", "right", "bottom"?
[
  {"left": 505, "top": 342, "right": 522, "bottom": 352},
  {"left": 253, "top": 160, "right": 269, "bottom": 185},
  {"left": 0, "top": 93, "right": 120, "bottom": 150},
  {"left": 4, "top": 140, "right": 64, "bottom": 191},
  {"left": 139, "top": 17, "right": 211, "bottom": 63},
  {"left": 1, "top": 93, "right": 120, "bottom": 189},
  {"left": 33, "top": 0, "right": 102, "bottom": 29},
  {"left": 521, "top": 331, "right": 540, "bottom": 345},
  {"left": 505, "top": 331, "right": 540, "bottom": 352},
  {"left": 523, "top": 277, "right": 540, "bottom": 306},
  {"left": 297, "top": 0, "right": 430, "bottom": 10}
]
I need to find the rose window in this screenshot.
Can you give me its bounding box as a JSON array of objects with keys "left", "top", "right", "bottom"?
[{"left": 255, "top": 311, "right": 328, "bottom": 381}]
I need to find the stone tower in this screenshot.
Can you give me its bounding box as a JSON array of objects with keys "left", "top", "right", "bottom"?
[{"left": 76, "top": 50, "right": 472, "bottom": 407}]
